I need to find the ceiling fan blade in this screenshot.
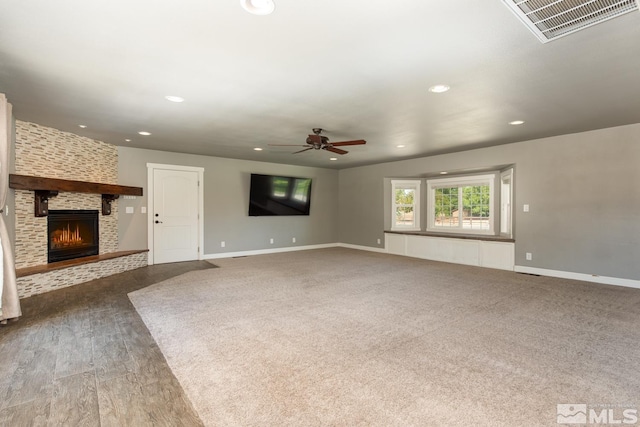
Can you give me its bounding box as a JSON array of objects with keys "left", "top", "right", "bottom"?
[
  {"left": 292, "top": 147, "right": 314, "bottom": 154},
  {"left": 307, "top": 134, "right": 323, "bottom": 144},
  {"left": 325, "top": 146, "right": 348, "bottom": 155},
  {"left": 268, "top": 144, "right": 309, "bottom": 147},
  {"left": 329, "top": 139, "right": 366, "bottom": 147}
]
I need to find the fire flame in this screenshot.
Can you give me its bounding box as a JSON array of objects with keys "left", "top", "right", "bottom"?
[{"left": 51, "top": 223, "right": 84, "bottom": 248}]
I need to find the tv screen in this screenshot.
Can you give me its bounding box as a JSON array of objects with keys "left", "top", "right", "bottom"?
[{"left": 249, "top": 174, "right": 312, "bottom": 216}]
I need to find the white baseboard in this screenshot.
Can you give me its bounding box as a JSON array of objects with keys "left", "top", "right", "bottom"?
[
  {"left": 514, "top": 265, "right": 640, "bottom": 289},
  {"left": 204, "top": 243, "right": 339, "bottom": 260},
  {"left": 204, "top": 242, "right": 389, "bottom": 260},
  {"left": 337, "top": 243, "right": 387, "bottom": 253},
  {"left": 207, "top": 244, "right": 638, "bottom": 290}
]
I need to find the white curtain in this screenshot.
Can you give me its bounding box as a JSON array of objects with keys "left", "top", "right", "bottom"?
[{"left": 0, "top": 93, "right": 21, "bottom": 322}]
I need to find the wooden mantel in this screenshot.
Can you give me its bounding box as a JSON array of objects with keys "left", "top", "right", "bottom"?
[
  {"left": 9, "top": 174, "right": 143, "bottom": 216},
  {"left": 9, "top": 174, "right": 143, "bottom": 195}
]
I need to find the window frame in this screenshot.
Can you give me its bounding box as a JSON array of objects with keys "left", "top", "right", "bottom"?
[
  {"left": 426, "top": 174, "right": 496, "bottom": 235},
  {"left": 500, "top": 168, "right": 513, "bottom": 238},
  {"left": 391, "top": 179, "right": 421, "bottom": 231}
]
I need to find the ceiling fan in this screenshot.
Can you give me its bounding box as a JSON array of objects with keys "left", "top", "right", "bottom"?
[{"left": 269, "top": 128, "right": 366, "bottom": 155}]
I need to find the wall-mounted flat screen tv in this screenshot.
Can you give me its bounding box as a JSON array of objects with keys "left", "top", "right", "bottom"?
[{"left": 249, "top": 174, "right": 312, "bottom": 216}]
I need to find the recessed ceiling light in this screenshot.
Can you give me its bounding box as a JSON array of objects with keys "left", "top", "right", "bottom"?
[
  {"left": 138, "top": 131, "right": 151, "bottom": 136},
  {"left": 396, "top": 145, "right": 406, "bottom": 148},
  {"left": 125, "top": 139, "right": 132, "bottom": 142},
  {"left": 78, "top": 125, "right": 87, "bottom": 129},
  {"left": 440, "top": 171, "right": 448, "bottom": 175},
  {"left": 428, "top": 84, "right": 450, "bottom": 93},
  {"left": 509, "top": 120, "right": 525, "bottom": 125},
  {"left": 329, "top": 157, "right": 338, "bottom": 161},
  {"left": 253, "top": 147, "right": 263, "bottom": 151},
  {"left": 240, "top": 0, "right": 275, "bottom": 15},
  {"left": 165, "top": 95, "right": 185, "bottom": 103}
]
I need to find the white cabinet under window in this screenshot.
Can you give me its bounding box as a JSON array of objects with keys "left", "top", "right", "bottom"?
[{"left": 385, "top": 232, "right": 514, "bottom": 271}]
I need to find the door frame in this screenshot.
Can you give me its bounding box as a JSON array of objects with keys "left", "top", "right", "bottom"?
[{"left": 146, "top": 163, "right": 204, "bottom": 265}]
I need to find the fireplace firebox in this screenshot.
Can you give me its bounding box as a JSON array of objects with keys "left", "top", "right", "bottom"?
[{"left": 48, "top": 210, "right": 99, "bottom": 263}]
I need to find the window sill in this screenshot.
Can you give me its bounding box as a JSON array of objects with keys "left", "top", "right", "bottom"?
[
  {"left": 384, "top": 230, "right": 514, "bottom": 243},
  {"left": 390, "top": 227, "right": 421, "bottom": 232}
]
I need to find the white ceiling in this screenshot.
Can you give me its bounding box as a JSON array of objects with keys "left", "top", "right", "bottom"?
[{"left": 1, "top": 1, "right": 639, "bottom": 169}]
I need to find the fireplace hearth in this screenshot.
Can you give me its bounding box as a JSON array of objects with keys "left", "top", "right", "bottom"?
[{"left": 48, "top": 210, "right": 99, "bottom": 263}]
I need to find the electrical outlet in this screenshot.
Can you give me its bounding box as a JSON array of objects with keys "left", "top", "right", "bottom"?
[
  {"left": 221, "top": 241, "right": 225, "bottom": 248},
  {"left": 270, "top": 238, "right": 274, "bottom": 244},
  {"left": 526, "top": 252, "right": 532, "bottom": 261},
  {"left": 141, "top": 206, "right": 147, "bottom": 214},
  {"left": 292, "top": 237, "right": 296, "bottom": 243},
  {"left": 523, "top": 204, "right": 530, "bottom": 212},
  {"left": 377, "top": 238, "right": 381, "bottom": 245}
]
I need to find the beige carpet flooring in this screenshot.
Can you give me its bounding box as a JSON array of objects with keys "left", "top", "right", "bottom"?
[{"left": 128, "top": 248, "right": 640, "bottom": 426}]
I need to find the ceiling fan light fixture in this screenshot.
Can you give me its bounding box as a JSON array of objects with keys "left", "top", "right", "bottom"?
[
  {"left": 268, "top": 128, "right": 366, "bottom": 156},
  {"left": 240, "top": 0, "right": 275, "bottom": 15}
]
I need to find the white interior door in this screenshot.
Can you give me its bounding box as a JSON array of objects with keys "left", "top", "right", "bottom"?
[{"left": 153, "top": 168, "right": 200, "bottom": 264}]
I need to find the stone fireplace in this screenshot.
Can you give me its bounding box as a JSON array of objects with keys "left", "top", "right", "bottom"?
[
  {"left": 13, "top": 121, "right": 147, "bottom": 298},
  {"left": 47, "top": 210, "right": 99, "bottom": 263}
]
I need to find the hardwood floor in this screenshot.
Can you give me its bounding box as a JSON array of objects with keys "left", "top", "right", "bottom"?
[{"left": 0, "top": 261, "right": 216, "bottom": 426}]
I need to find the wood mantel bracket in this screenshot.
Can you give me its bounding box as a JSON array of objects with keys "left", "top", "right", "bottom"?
[
  {"left": 35, "top": 190, "right": 59, "bottom": 217},
  {"left": 9, "top": 174, "right": 143, "bottom": 217},
  {"left": 101, "top": 194, "right": 119, "bottom": 216}
]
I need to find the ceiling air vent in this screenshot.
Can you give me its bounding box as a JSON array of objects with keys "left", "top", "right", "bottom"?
[{"left": 503, "top": 0, "right": 639, "bottom": 43}]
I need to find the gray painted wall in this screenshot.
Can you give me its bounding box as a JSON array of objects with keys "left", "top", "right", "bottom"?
[
  {"left": 338, "top": 123, "right": 640, "bottom": 280},
  {"left": 118, "top": 147, "right": 339, "bottom": 255}
]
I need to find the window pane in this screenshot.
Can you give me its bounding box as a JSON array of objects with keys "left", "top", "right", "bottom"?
[
  {"left": 394, "top": 188, "right": 416, "bottom": 227},
  {"left": 395, "top": 206, "right": 414, "bottom": 226},
  {"left": 434, "top": 187, "right": 458, "bottom": 228},
  {"left": 462, "top": 185, "right": 490, "bottom": 230},
  {"left": 427, "top": 174, "right": 495, "bottom": 235},
  {"left": 391, "top": 180, "right": 421, "bottom": 230},
  {"left": 395, "top": 188, "right": 415, "bottom": 205},
  {"left": 501, "top": 172, "right": 512, "bottom": 235}
]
